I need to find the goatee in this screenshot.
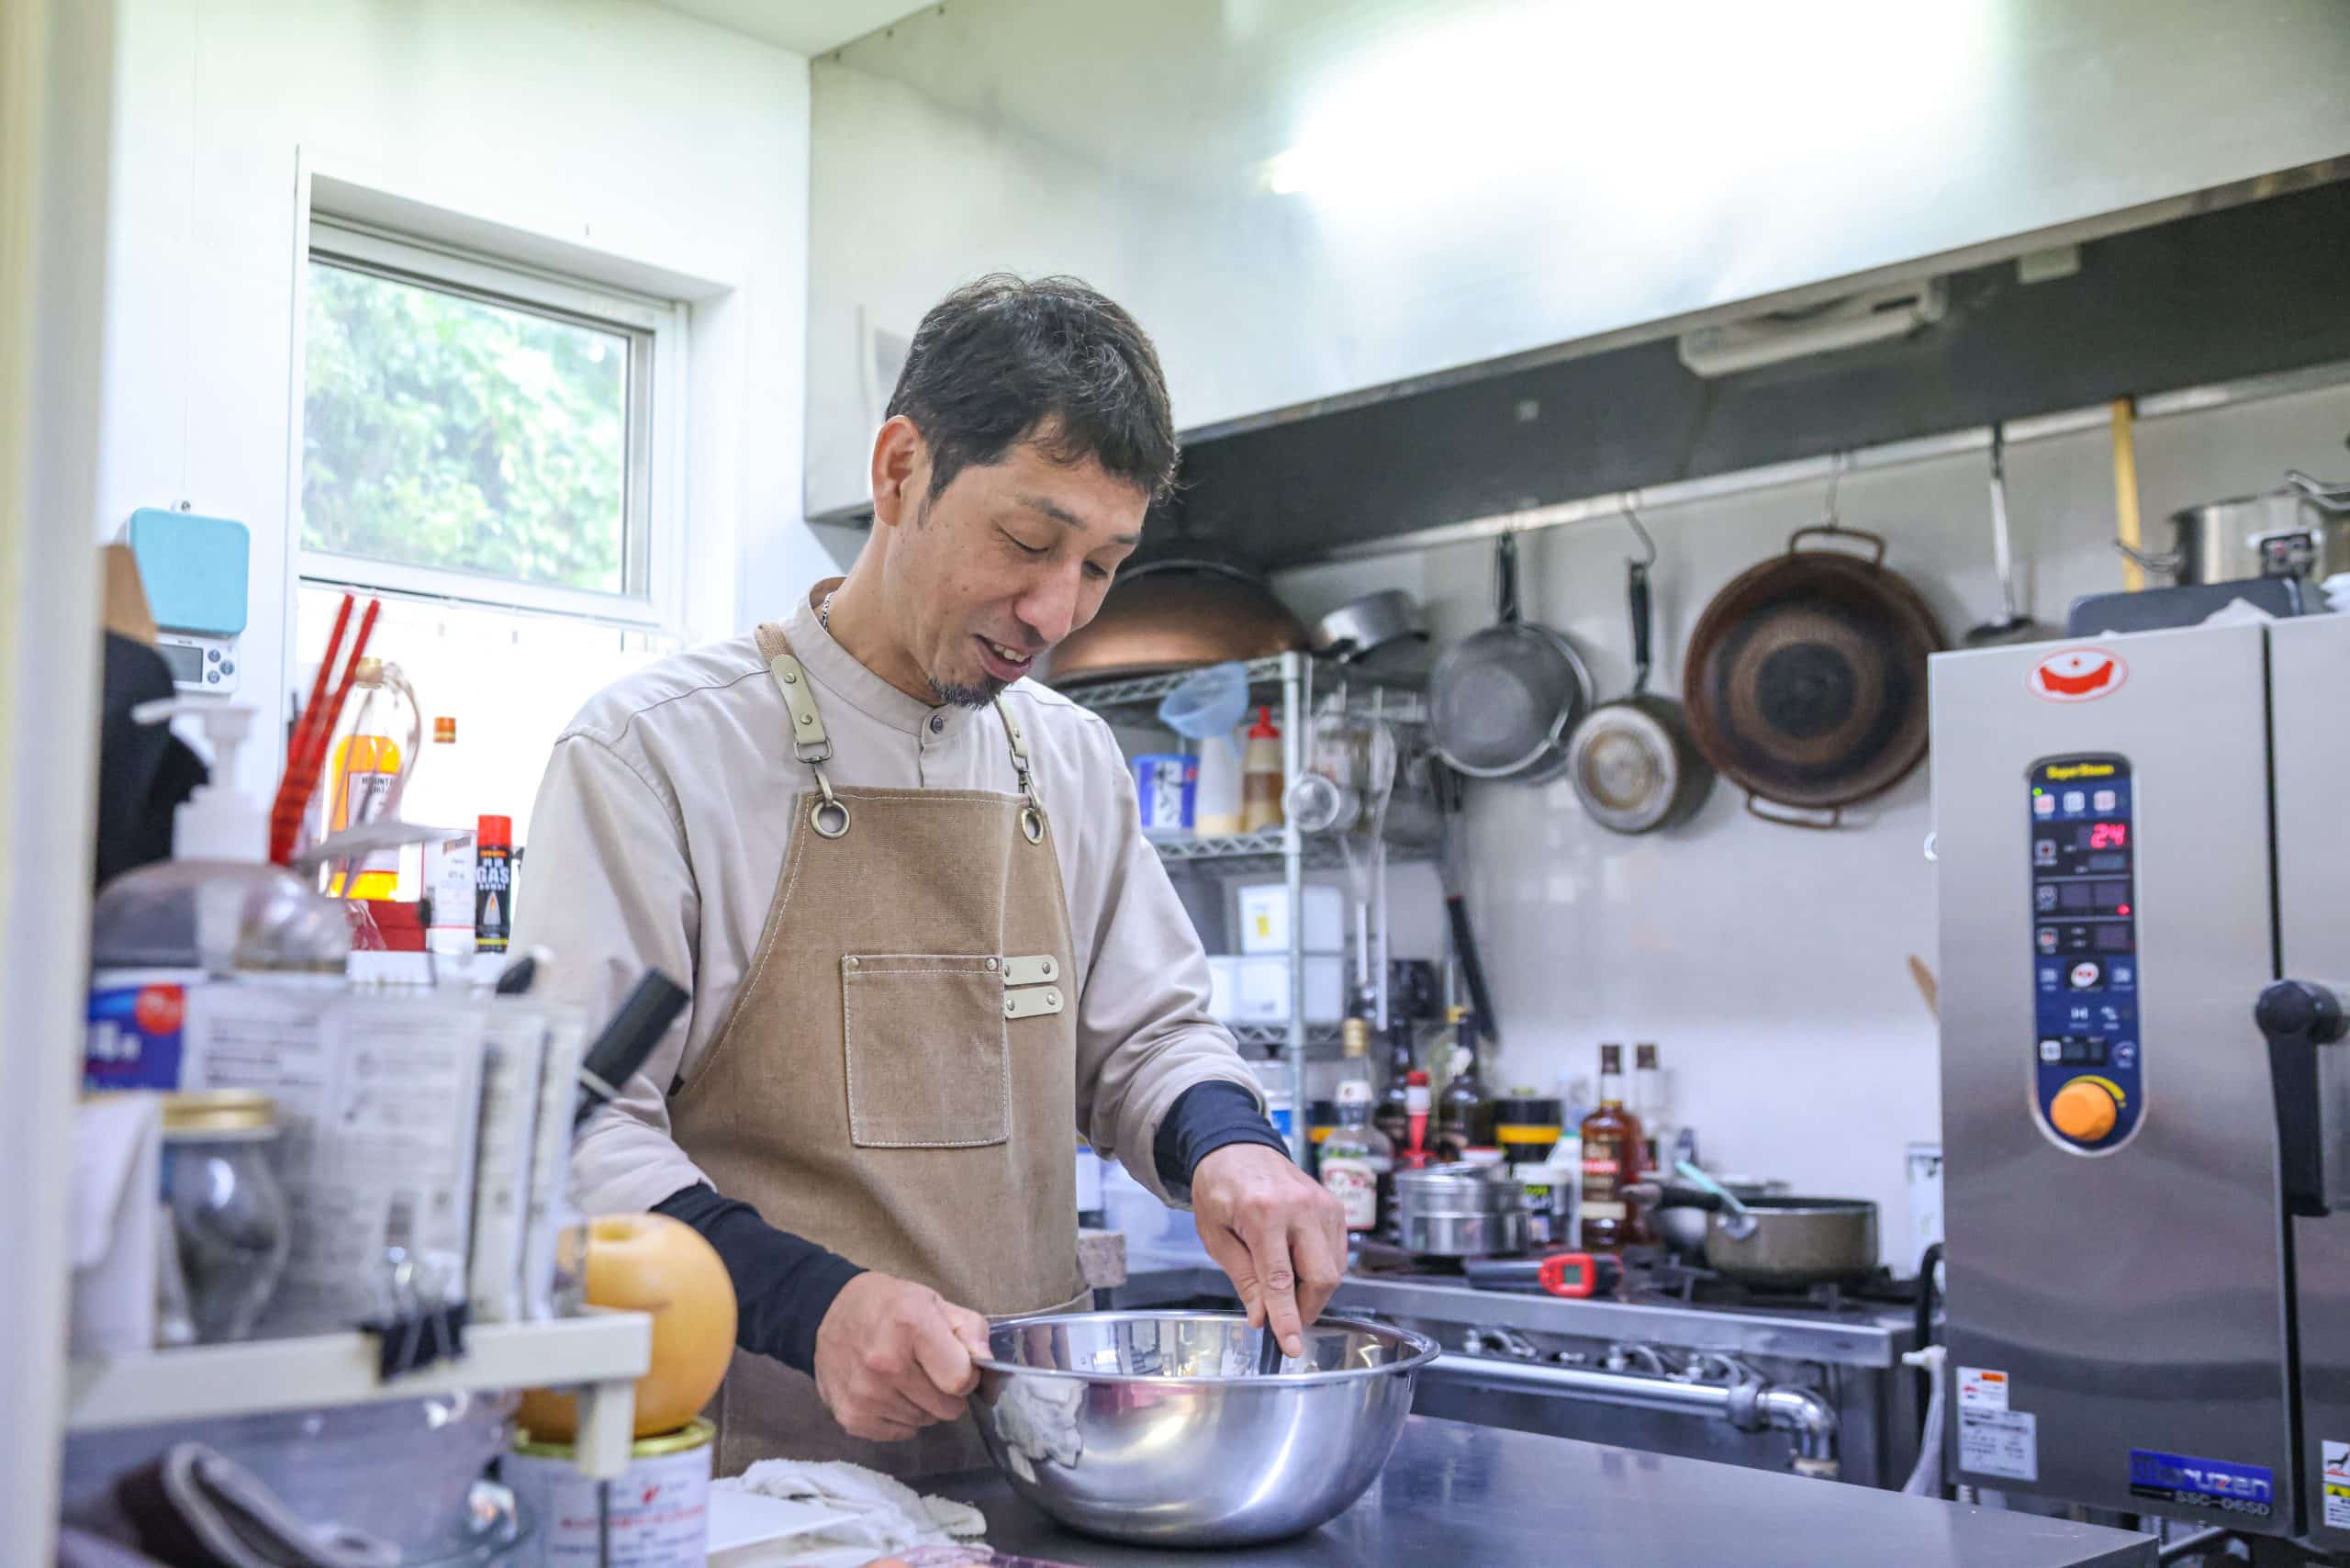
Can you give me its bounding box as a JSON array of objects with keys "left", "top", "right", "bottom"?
[{"left": 929, "top": 676, "right": 1006, "bottom": 710}]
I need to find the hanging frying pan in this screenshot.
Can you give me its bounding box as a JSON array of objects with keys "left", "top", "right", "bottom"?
[
  {"left": 1567, "top": 511, "right": 1715, "bottom": 834},
  {"left": 1429, "top": 532, "right": 1593, "bottom": 785},
  {"left": 1682, "top": 521, "right": 1943, "bottom": 829}
]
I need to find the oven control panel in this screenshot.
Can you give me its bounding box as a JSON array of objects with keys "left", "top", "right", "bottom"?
[{"left": 2029, "top": 755, "right": 2142, "bottom": 1152}]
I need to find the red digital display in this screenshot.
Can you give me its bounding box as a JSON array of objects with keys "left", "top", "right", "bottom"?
[{"left": 2089, "top": 822, "right": 2128, "bottom": 850}]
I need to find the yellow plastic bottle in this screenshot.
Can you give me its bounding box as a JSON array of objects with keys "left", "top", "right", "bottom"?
[{"left": 322, "top": 657, "right": 412, "bottom": 899}]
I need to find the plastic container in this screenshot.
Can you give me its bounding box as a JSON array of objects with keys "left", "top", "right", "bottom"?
[
  {"left": 1157, "top": 661, "right": 1251, "bottom": 739},
  {"left": 1160, "top": 664, "right": 1251, "bottom": 836},
  {"left": 1237, "top": 882, "right": 1345, "bottom": 954},
  {"left": 1193, "top": 730, "right": 1246, "bottom": 835},
  {"left": 1240, "top": 706, "right": 1284, "bottom": 833},
  {"left": 321, "top": 657, "right": 420, "bottom": 900},
  {"left": 86, "top": 703, "right": 351, "bottom": 1092},
  {"left": 1100, "top": 1160, "right": 1207, "bottom": 1265},
  {"left": 1131, "top": 755, "right": 1198, "bottom": 838}
]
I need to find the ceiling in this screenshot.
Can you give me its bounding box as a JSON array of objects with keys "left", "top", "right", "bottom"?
[{"left": 645, "top": 0, "right": 934, "bottom": 58}]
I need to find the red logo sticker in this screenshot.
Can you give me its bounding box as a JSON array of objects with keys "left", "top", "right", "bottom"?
[
  {"left": 2028, "top": 648, "right": 2127, "bottom": 703},
  {"left": 133, "top": 984, "right": 185, "bottom": 1036}
]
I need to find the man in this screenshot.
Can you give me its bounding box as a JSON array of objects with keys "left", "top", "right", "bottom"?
[{"left": 517, "top": 274, "right": 1346, "bottom": 1477}]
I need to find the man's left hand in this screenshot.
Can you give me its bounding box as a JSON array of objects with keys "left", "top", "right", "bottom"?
[{"left": 1190, "top": 1144, "right": 1348, "bottom": 1359}]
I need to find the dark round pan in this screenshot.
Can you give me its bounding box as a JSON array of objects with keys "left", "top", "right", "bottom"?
[
  {"left": 1682, "top": 526, "right": 1943, "bottom": 828},
  {"left": 1568, "top": 556, "right": 1715, "bottom": 834}
]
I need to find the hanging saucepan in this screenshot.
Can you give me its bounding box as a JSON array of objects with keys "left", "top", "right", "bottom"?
[
  {"left": 1682, "top": 520, "right": 1943, "bottom": 829},
  {"left": 1429, "top": 532, "right": 1593, "bottom": 785},
  {"left": 1566, "top": 510, "right": 1715, "bottom": 834}
]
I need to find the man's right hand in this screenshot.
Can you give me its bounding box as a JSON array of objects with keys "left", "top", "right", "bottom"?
[{"left": 811, "top": 1272, "right": 992, "bottom": 1442}]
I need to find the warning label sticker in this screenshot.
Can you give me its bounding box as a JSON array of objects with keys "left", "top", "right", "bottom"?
[
  {"left": 2323, "top": 1440, "right": 2350, "bottom": 1530},
  {"left": 1958, "top": 1366, "right": 2010, "bottom": 1412},
  {"left": 1961, "top": 1410, "right": 2039, "bottom": 1482}
]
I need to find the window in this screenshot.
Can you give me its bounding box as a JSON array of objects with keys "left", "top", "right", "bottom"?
[
  {"left": 298, "top": 220, "right": 682, "bottom": 625},
  {"left": 293, "top": 219, "right": 688, "bottom": 868}
]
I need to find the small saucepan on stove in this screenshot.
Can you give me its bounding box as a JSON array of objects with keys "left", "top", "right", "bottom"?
[
  {"left": 1644, "top": 1174, "right": 1790, "bottom": 1260},
  {"left": 1627, "top": 1184, "right": 1878, "bottom": 1286}
]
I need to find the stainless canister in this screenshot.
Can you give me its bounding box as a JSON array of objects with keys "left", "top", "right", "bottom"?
[
  {"left": 1393, "top": 1164, "right": 1529, "bottom": 1258},
  {"left": 504, "top": 1418, "right": 713, "bottom": 1567}
]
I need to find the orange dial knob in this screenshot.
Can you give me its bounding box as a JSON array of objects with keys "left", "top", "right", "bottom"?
[{"left": 2050, "top": 1078, "right": 2120, "bottom": 1142}]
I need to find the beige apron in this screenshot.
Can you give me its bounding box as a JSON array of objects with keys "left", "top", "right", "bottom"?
[{"left": 669, "top": 624, "right": 1088, "bottom": 1479}]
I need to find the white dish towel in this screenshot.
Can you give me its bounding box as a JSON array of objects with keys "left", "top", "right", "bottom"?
[{"left": 715, "top": 1458, "right": 987, "bottom": 1568}]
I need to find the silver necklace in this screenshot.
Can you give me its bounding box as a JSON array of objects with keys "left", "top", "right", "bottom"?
[{"left": 819, "top": 589, "right": 835, "bottom": 631}]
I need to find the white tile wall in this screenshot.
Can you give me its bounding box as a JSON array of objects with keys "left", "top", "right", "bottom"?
[{"left": 1276, "top": 378, "right": 2350, "bottom": 1263}]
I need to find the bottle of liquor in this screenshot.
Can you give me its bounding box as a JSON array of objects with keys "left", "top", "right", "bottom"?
[
  {"left": 1373, "top": 1018, "right": 1416, "bottom": 1155},
  {"left": 1578, "top": 1043, "right": 1650, "bottom": 1252},
  {"left": 1438, "top": 1012, "right": 1496, "bottom": 1160},
  {"left": 1318, "top": 1021, "right": 1392, "bottom": 1238},
  {"left": 1634, "top": 1042, "right": 1669, "bottom": 1168}
]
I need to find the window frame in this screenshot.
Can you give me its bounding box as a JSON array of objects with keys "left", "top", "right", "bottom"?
[{"left": 295, "top": 218, "right": 688, "bottom": 632}]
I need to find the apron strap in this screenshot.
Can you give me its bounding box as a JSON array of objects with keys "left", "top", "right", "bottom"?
[
  {"left": 755, "top": 618, "right": 1043, "bottom": 846},
  {"left": 755, "top": 622, "right": 849, "bottom": 839},
  {"left": 992, "top": 698, "right": 1048, "bottom": 845}
]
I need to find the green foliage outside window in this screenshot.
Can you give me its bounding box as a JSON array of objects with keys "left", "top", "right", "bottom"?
[{"left": 302, "top": 261, "right": 631, "bottom": 595}]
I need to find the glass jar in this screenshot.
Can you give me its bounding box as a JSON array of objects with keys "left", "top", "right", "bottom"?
[{"left": 162, "top": 1090, "right": 290, "bottom": 1342}]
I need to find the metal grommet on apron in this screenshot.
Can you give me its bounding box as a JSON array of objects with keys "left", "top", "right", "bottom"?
[
  {"left": 675, "top": 622, "right": 1089, "bottom": 1482},
  {"left": 767, "top": 650, "right": 854, "bottom": 838},
  {"left": 997, "top": 703, "right": 1048, "bottom": 845}
]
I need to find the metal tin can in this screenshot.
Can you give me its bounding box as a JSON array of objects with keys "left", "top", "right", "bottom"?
[{"left": 503, "top": 1418, "right": 712, "bottom": 1567}]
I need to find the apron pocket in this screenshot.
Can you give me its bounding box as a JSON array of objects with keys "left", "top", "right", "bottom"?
[{"left": 841, "top": 954, "right": 1011, "bottom": 1148}]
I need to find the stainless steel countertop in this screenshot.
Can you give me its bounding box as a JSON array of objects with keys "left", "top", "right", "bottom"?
[{"left": 941, "top": 1417, "right": 2153, "bottom": 1567}]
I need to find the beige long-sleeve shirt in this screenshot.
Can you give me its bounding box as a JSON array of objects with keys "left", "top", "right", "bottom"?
[{"left": 514, "top": 584, "right": 1258, "bottom": 1219}]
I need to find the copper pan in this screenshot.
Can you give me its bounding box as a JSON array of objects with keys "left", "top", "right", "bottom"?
[{"left": 1042, "top": 559, "right": 1307, "bottom": 687}]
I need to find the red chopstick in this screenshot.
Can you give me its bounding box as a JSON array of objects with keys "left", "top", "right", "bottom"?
[
  {"left": 270, "top": 597, "right": 381, "bottom": 865},
  {"left": 271, "top": 594, "right": 354, "bottom": 860}
]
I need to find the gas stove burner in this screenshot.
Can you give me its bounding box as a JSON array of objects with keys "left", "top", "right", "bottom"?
[{"left": 1613, "top": 1251, "right": 1912, "bottom": 1316}]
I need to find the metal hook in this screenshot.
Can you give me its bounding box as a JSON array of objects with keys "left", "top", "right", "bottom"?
[
  {"left": 1621, "top": 496, "right": 1657, "bottom": 566},
  {"left": 1821, "top": 455, "right": 1847, "bottom": 533}
]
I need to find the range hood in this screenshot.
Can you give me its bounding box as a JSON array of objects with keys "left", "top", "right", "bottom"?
[{"left": 806, "top": 0, "right": 2350, "bottom": 522}]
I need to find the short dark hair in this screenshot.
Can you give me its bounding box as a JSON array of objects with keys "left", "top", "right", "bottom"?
[{"left": 886, "top": 274, "right": 1179, "bottom": 506}]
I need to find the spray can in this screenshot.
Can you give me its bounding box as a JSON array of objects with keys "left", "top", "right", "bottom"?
[{"left": 476, "top": 814, "right": 512, "bottom": 955}]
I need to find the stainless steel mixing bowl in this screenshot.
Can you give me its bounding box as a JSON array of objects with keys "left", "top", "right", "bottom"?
[{"left": 971, "top": 1310, "right": 1438, "bottom": 1546}]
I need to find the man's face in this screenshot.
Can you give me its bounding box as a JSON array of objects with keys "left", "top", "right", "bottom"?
[{"left": 876, "top": 424, "right": 1147, "bottom": 706}]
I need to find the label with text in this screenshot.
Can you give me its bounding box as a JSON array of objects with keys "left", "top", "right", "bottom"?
[
  {"left": 2129, "top": 1449, "right": 2274, "bottom": 1518},
  {"left": 1957, "top": 1366, "right": 2010, "bottom": 1412},
  {"left": 1960, "top": 1410, "right": 2039, "bottom": 1482},
  {"left": 2322, "top": 1441, "right": 2350, "bottom": 1530}
]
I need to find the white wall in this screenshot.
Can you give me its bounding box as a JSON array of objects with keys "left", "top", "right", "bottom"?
[
  {"left": 96, "top": 0, "right": 829, "bottom": 810},
  {"left": 1276, "top": 380, "right": 2350, "bottom": 1265}
]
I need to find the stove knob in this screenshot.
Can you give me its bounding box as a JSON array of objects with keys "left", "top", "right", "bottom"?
[{"left": 2050, "top": 1078, "right": 2120, "bottom": 1143}]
